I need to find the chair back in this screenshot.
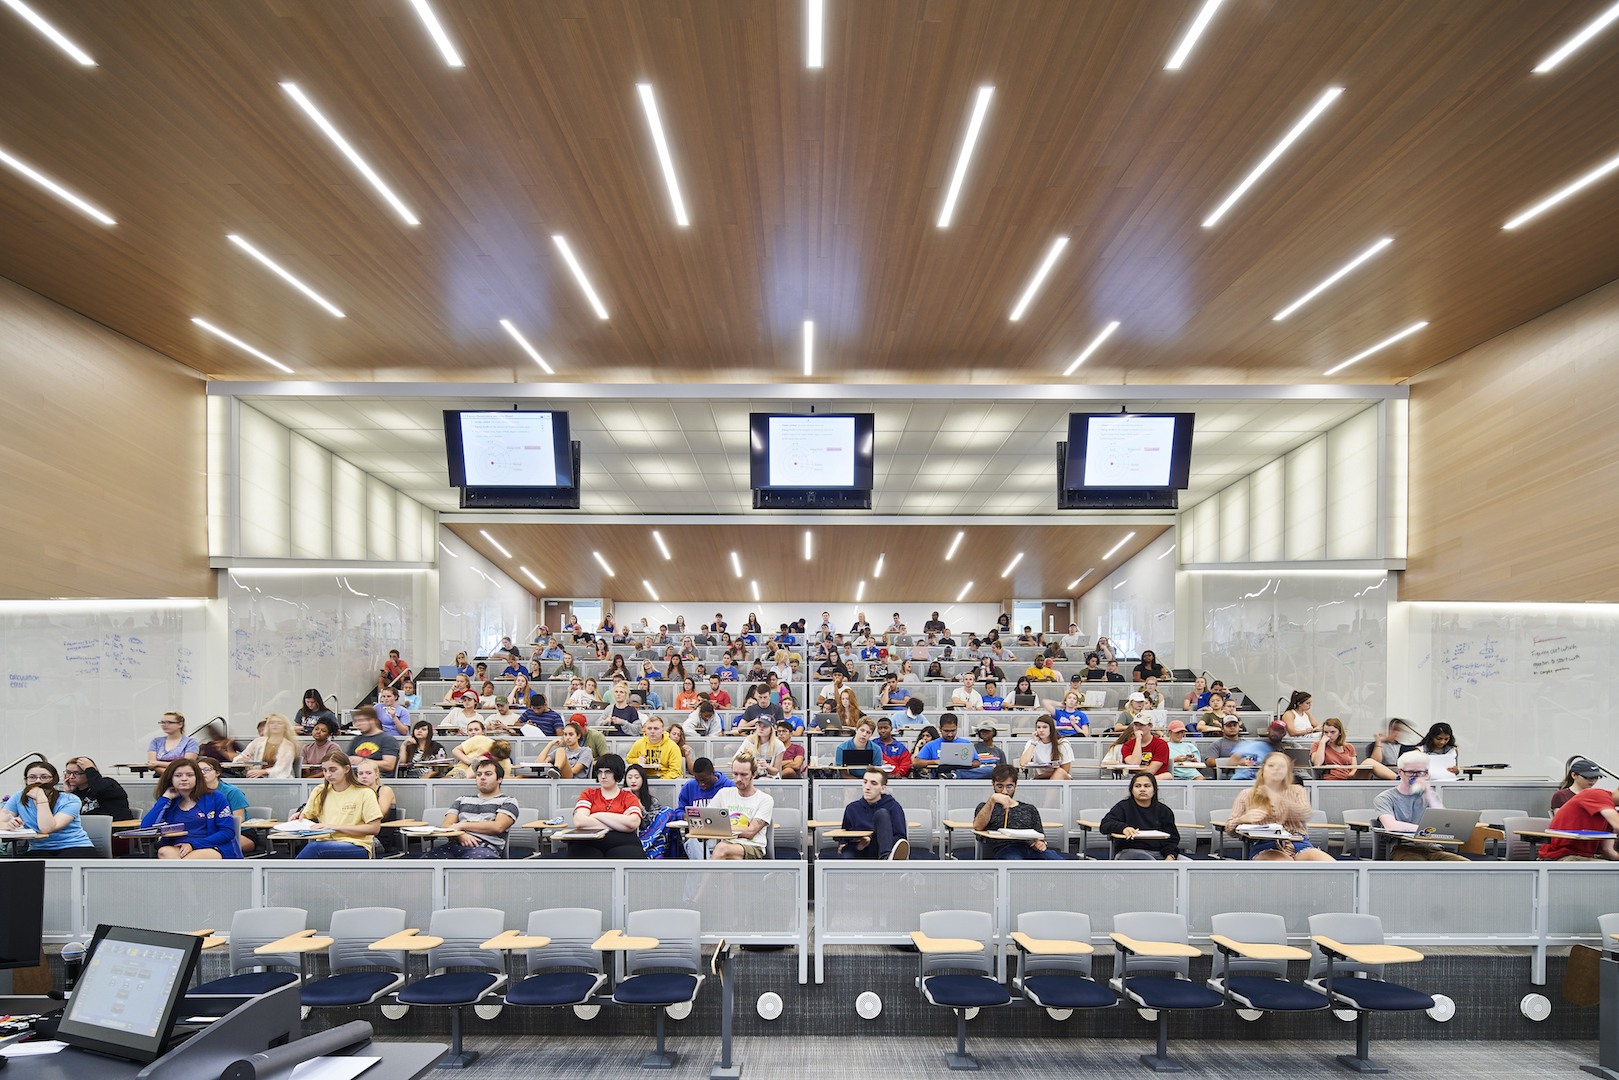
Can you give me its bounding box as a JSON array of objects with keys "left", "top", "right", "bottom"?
[
  {"left": 506, "top": 808, "right": 541, "bottom": 857},
  {"left": 328, "top": 907, "right": 407, "bottom": 973},
  {"left": 1503, "top": 816, "right": 1549, "bottom": 861},
  {"left": 1307, "top": 912, "right": 1387, "bottom": 980},
  {"left": 1209, "top": 912, "right": 1290, "bottom": 978},
  {"left": 422, "top": 807, "right": 455, "bottom": 827},
  {"left": 946, "top": 807, "right": 979, "bottom": 855},
  {"left": 1599, "top": 913, "right": 1619, "bottom": 954},
  {"left": 908, "top": 809, "right": 934, "bottom": 853},
  {"left": 424, "top": 908, "right": 506, "bottom": 975},
  {"left": 82, "top": 816, "right": 112, "bottom": 859},
  {"left": 229, "top": 907, "right": 308, "bottom": 973},
  {"left": 625, "top": 909, "right": 701, "bottom": 976},
  {"left": 1016, "top": 911, "right": 1092, "bottom": 977},
  {"left": 1113, "top": 912, "right": 1192, "bottom": 979},
  {"left": 1478, "top": 808, "right": 1525, "bottom": 830},
  {"left": 770, "top": 807, "right": 800, "bottom": 856},
  {"left": 245, "top": 806, "right": 274, "bottom": 821},
  {"left": 1079, "top": 808, "right": 1113, "bottom": 855},
  {"left": 526, "top": 908, "right": 603, "bottom": 972},
  {"left": 918, "top": 910, "right": 993, "bottom": 978}
]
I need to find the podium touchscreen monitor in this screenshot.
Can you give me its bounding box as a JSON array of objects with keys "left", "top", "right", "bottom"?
[{"left": 57, "top": 925, "right": 203, "bottom": 1063}]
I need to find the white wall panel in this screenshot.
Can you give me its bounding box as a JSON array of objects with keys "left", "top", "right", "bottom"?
[
  {"left": 237, "top": 404, "right": 290, "bottom": 558},
  {"left": 332, "top": 458, "right": 367, "bottom": 562},
  {"left": 1327, "top": 407, "right": 1379, "bottom": 559},
  {"left": 437, "top": 526, "right": 536, "bottom": 660},
  {"left": 289, "top": 433, "right": 332, "bottom": 560},
  {"left": 1284, "top": 436, "right": 1328, "bottom": 560},
  {"left": 1219, "top": 478, "right": 1249, "bottom": 564},
  {"left": 1248, "top": 458, "right": 1286, "bottom": 562},
  {"left": 1076, "top": 530, "right": 1176, "bottom": 662},
  {"left": 367, "top": 476, "right": 397, "bottom": 561}
]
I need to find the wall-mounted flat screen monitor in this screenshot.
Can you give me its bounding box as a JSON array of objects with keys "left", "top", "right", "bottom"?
[
  {"left": 1064, "top": 413, "right": 1194, "bottom": 489},
  {"left": 0, "top": 859, "right": 43, "bottom": 970},
  {"left": 749, "top": 413, "right": 875, "bottom": 490},
  {"left": 444, "top": 410, "right": 574, "bottom": 488}
]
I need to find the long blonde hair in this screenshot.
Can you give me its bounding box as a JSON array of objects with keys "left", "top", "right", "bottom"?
[
  {"left": 261, "top": 713, "right": 299, "bottom": 762},
  {"left": 1245, "top": 752, "right": 1295, "bottom": 815},
  {"left": 305, "top": 750, "right": 359, "bottom": 819}
]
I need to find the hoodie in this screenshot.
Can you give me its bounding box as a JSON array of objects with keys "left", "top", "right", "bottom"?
[{"left": 840, "top": 791, "right": 907, "bottom": 855}]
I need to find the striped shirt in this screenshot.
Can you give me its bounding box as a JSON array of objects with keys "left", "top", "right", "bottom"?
[{"left": 449, "top": 793, "right": 520, "bottom": 850}]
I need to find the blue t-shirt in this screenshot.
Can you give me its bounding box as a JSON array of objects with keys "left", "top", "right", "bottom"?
[
  {"left": 455, "top": 664, "right": 476, "bottom": 677},
  {"left": 215, "top": 780, "right": 250, "bottom": 813},
  {"left": 1053, "top": 708, "right": 1089, "bottom": 735},
  {"left": 3, "top": 790, "right": 92, "bottom": 850},
  {"left": 1229, "top": 740, "right": 1271, "bottom": 780},
  {"left": 916, "top": 736, "right": 970, "bottom": 761},
  {"left": 860, "top": 646, "right": 881, "bottom": 660},
  {"left": 675, "top": 775, "right": 734, "bottom": 814},
  {"left": 714, "top": 666, "right": 739, "bottom": 681},
  {"left": 148, "top": 735, "right": 199, "bottom": 762}
]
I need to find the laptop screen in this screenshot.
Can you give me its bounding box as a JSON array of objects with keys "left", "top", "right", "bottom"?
[{"left": 842, "top": 747, "right": 875, "bottom": 766}]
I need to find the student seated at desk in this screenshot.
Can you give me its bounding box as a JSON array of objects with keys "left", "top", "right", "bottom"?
[
  {"left": 291, "top": 752, "right": 384, "bottom": 859},
  {"left": 1165, "top": 721, "right": 1204, "bottom": 779},
  {"left": 1101, "top": 773, "right": 1182, "bottom": 860},
  {"left": 537, "top": 721, "right": 596, "bottom": 779},
  {"left": 302, "top": 718, "right": 341, "bottom": 770},
  {"left": 439, "top": 674, "right": 477, "bottom": 707},
  {"left": 873, "top": 717, "right": 912, "bottom": 778},
  {"left": 1553, "top": 757, "right": 1602, "bottom": 814},
  {"left": 569, "top": 754, "right": 646, "bottom": 859},
  {"left": 1225, "top": 753, "right": 1332, "bottom": 862},
  {"left": 973, "top": 765, "right": 1062, "bottom": 860},
  {"left": 711, "top": 754, "right": 774, "bottom": 861},
  {"left": 773, "top": 720, "right": 806, "bottom": 778},
  {"left": 236, "top": 713, "right": 300, "bottom": 778},
  {"left": 839, "top": 768, "right": 908, "bottom": 859},
  {"left": 1018, "top": 716, "right": 1073, "bottom": 780},
  {"left": 1539, "top": 783, "right": 1619, "bottom": 862},
  {"left": 421, "top": 760, "right": 517, "bottom": 860},
  {"left": 964, "top": 720, "right": 1006, "bottom": 779},
  {"left": 607, "top": 681, "right": 642, "bottom": 735},
  {"left": 627, "top": 716, "right": 684, "bottom": 779},
  {"left": 195, "top": 757, "right": 256, "bottom": 854},
  {"left": 198, "top": 723, "right": 242, "bottom": 764},
  {"left": 914, "top": 713, "right": 974, "bottom": 776},
  {"left": 1049, "top": 691, "right": 1089, "bottom": 737},
  {"left": 1373, "top": 752, "right": 1469, "bottom": 862},
  {"left": 1312, "top": 718, "right": 1358, "bottom": 780},
  {"left": 399, "top": 719, "right": 444, "bottom": 776},
  {"left": 1418, "top": 722, "right": 1462, "bottom": 781},
  {"left": 1194, "top": 692, "right": 1228, "bottom": 735},
  {"left": 877, "top": 675, "right": 908, "bottom": 711},
  {"left": 1, "top": 760, "right": 101, "bottom": 858},
  {"left": 141, "top": 759, "right": 241, "bottom": 860},
  {"left": 833, "top": 718, "right": 879, "bottom": 776},
  {"left": 295, "top": 689, "right": 340, "bottom": 735},
  {"left": 346, "top": 706, "right": 400, "bottom": 776},
  {"left": 63, "top": 757, "right": 131, "bottom": 822},
  {"left": 624, "top": 764, "right": 678, "bottom": 859},
  {"left": 146, "top": 711, "right": 199, "bottom": 767},
  {"left": 737, "top": 723, "right": 784, "bottom": 777}
]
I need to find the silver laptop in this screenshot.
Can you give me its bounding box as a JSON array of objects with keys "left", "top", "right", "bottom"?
[
  {"left": 695, "top": 806, "right": 735, "bottom": 836},
  {"left": 936, "top": 741, "right": 975, "bottom": 766},
  {"left": 1413, "top": 808, "right": 1480, "bottom": 841}
]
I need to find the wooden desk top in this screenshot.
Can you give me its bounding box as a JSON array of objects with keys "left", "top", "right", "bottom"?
[
  {"left": 257, "top": 930, "right": 335, "bottom": 954},
  {"left": 1312, "top": 936, "right": 1424, "bottom": 965},
  {"left": 823, "top": 829, "right": 871, "bottom": 839},
  {"left": 1009, "top": 931, "right": 1093, "bottom": 955},
  {"left": 1517, "top": 829, "right": 1618, "bottom": 840},
  {"left": 482, "top": 930, "right": 551, "bottom": 950},
  {"left": 371, "top": 928, "right": 443, "bottom": 952},
  {"left": 550, "top": 828, "right": 609, "bottom": 841},
  {"left": 1371, "top": 828, "right": 1467, "bottom": 846},
  {"left": 910, "top": 931, "right": 985, "bottom": 954},
  {"left": 1109, "top": 933, "right": 1200, "bottom": 958},
  {"left": 1209, "top": 935, "right": 1310, "bottom": 961},
  {"left": 594, "top": 929, "right": 659, "bottom": 951}
]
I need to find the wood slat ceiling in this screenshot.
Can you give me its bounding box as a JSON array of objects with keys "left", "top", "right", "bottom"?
[
  {"left": 448, "top": 521, "right": 1167, "bottom": 602},
  {"left": 1, "top": 2, "right": 1618, "bottom": 385}
]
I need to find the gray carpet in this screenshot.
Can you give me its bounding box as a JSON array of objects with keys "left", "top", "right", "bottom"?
[{"left": 378, "top": 1034, "right": 1600, "bottom": 1077}]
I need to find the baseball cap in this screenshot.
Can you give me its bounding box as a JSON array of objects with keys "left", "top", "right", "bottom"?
[
  {"left": 1128, "top": 692, "right": 1147, "bottom": 703},
  {"left": 570, "top": 712, "right": 589, "bottom": 728},
  {"left": 975, "top": 720, "right": 998, "bottom": 734},
  {"left": 1167, "top": 719, "right": 1186, "bottom": 733},
  {"left": 1221, "top": 715, "right": 1241, "bottom": 725},
  {"left": 1570, "top": 758, "right": 1602, "bottom": 780},
  {"left": 1070, "top": 672, "right": 1084, "bottom": 682},
  {"left": 1132, "top": 716, "right": 1153, "bottom": 727},
  {"left": 1267, "top": 719, "right": 1288, "bottom": 736}
]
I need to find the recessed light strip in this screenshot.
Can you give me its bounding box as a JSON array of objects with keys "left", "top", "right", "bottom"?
[
  {"left": 1202, "top": 86, "right": 1343, "bottom": 227},
  {"left": 874, "top": 552, "right": 885, "bottom": 578},
  {"left": 592, "top": 551, "right": 615, "bottom": 576},
  {"left": 407, "top": 0, "right": 464, "bottom": 67},
  {"left": 0, "top": 144, "right": 114, "bottom": 224},
  {"left": 551, "top": 235, "right": 608, "bottom": 318},
  {"left": 1164, "top": 0, "right": 1224, "bottom": 70},
  {"left": 642, "top": 580, "right": 659, "bottom": 601},
  {"left": 1102, "top": 531, "right": 1138, "bottom": 560},
  {"left": 751, "top": 579, "right": 760, "bottom": 601},
  {"left": 280, "top": 82, "right": 419, "bottom": 225},
  {"left": 945, "top": 531, "right": 965, "bottom": 560},
  {"left": 1503, "top": 150, "right": 1619, "bottom": 229},
  {"left": 1324, "top": 321, "right": 1428, "bottom": 375},
  {"left": 498, "top": 319, "right": 554, "bottom": 374},
  {"left": 1063, "top": 321, "right": 1120, "bottom": 375},
  {"left": 731, "top": 552, "right": 743, "bottom": 578},
  {"left": 1067, "top": 568, "right": 1096, "bottom": 590},
  {"left": 1533, "top": 0, "right": 1619, "bottom": 72},
  {"left": 1273, "top": 237, "right": 1392, "bottom": 320},
  {"left": 519, "top": 566, "right": 544, "bottom": 589},
  {"left": 479, "top": 530, "right": 512, "bottom": 558},
  {"left": 652, "top": 531, "right": 672, "bottom": 559},
  {"left": 1113, "top": 579, "right": 1129, "bottom": 589},
  {"left": 804, "top": 531, "right": 813, "bottom": 560},
  {"left": 806, "top": 0, "right": 824, "bottom": 68},
  {"left": 1008, "top": 236, "right": 1069, "bottom": 320},
  {"left": 190, "top": 318, "right": 293, "bottom": 373},
  {"left": 856, "top": 579, "right": 865, "bottom": 602},
  {"left": 637, "top": 83, "right": 689, "bottom": 226},
  {"left": 803, "top": 320, "right": 814, "bottom": 376},
  {"left": 956, "top": 581, "right": 974, "bottom": 602},
  {"left": 1000, "top": 552, "right": 1024, "bottom": 578},
  {"left": 0, "top": 0, "right": 94, "bottom": 65},
  {"left": 226, "top": 235, "right": 345, "bottom": 317},
  {"left": 937, "top": 86, "right": 994, "bottom": 227}
]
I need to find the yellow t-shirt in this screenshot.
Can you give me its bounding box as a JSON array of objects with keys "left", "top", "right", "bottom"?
[
  {"left": 306, "top": 783, "right": 383, "bottom": 856},
  {"left": 628, "top": 736, "right": 684, "bottom": 779},
  {"left": 456, "top": 735, "right": 514, "bottom": 776},
  {"left": 1025, "top": 666, "right": 1060, "bottom": 682}
]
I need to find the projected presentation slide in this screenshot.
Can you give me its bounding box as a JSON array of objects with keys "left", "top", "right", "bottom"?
[
  {"left": 69, "top": 939, "right": 185, "bottom": 1038},
  {"left": 768, "top": 415, "right": 856, "bottom": 487},
  {"left": 461, "top": 412, "right": 558, "bottom": 487},
  {"left": 1083, "top": 415, "right": 1177, "bottom": 487}
]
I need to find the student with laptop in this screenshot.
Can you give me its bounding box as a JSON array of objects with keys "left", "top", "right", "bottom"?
[
  {"left": 913, "top": 713, "right": 974, "bottom": 776},
  {"left": 1372, "top": 751, "right": 1470, "bottom": 862},
  {"left": 833, "top": 718, "right": 880, "bottom": 776},
  {"left": 710, "top": 753, "right": 774, "bottom": 860},
  {"left": 838, "top": 768, "right": 909, "bottom": 859}
]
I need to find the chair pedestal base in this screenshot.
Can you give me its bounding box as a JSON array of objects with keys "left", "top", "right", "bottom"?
[
  {"left": 1139, "top": 1054, "right": 1184, "bottom": 1073},
  {"left": 710, "top": 1065, "right": 742, "bottom": 1079},
  {"left": 1581, "top": 1068, "right": 1619, "bottom": 1080},
  {"left": 1335, "top": 1009, "right": 1387, "bottom": 1073},
  {"left": 945, "top": 1052, "right": 980, "bottom": 1071},
  {"left": 1335, "top": 1054, "right": 1387, "bottom": 1074},
  {"left": 439, "top": 1050, "right": 480, "bottom": 1070},
  {"left": 642, "top": 1050, "right": 678, "bottom": 1070}
]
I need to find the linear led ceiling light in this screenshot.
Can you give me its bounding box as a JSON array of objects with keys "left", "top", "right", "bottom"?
[
  {"left": 1063, "top": 320, "right": 1120, "bottom": 375},
  {"left": 806, "top": 0, "right": 824, "bottom": 68},
  {"left": 1, "top": 0, "right": 93, "bottom": 64},
  {"left": 642, "top": 580, "right": 659, "bottom": 601},
  {"left": 479, "top": 530, "right": 512, "bottom": 558},
  {"left": 190, "top": 318, "right": 293, "bottom": 373},
  {"left": 1067, "top": 568, "right": 1095, "bottom": 590},
  {"left": 856, "top": 579, "right": 865, "bottom": 602},
  {"left": 519, "top": 566, "right": 544, "bottom": 589},
  {"left": 803, "top": 320, "right": 814, "bottom": 376},
  {"left": 592, "top": 551, "right": 615, "bottom": 576},
  {"left": 407, "top": 0, "right": 464, "bottom": 66},
  {"left": 731, "top": 551, "right": 743, "bottom": 578},
  {"left": 1534, "top": 1, "right": 1619, "bottom": 72},
  {"left": 498, "top": 319, "right": 554, "bottom": 374},
  {"left": 804, "top": 531, "right": 813, "bottom": 559},
  {"left": 1000, "top": 552, "right": 1024, "bottom": 578},
  {"left": 945, "top": 531, "right": 965, "bottom": 560},
  {"left": 956, "top": 581, "right": 974, "bottom": 602},
  {"left": 1009, "top": 236, "right": 1069, "bottom": 320},
  {"left": 874, "top": 552, "right": 885, "bottom": 577},
  {"left": 751, "top": 579, "right": 761, "bottom": 601},
  {"left": 937, "top": 86, "right": 994, "bottom": 227},
  {"left": 280, "top": 82, "right": 419, "bottom": 225},
  {"left": 1164, "top": 0, "right": 1224, "bottom": 69},
  {"left": 637, "top": 83, "right": 689, "bottom": 226},
  {"left": 1202, "top": 86, "right": 1343, "bottom": 227},
  {"left": 1324, "top": 321, "right": 1428, "bottom": 375},
  {"left": 226, "top": 235, "right": 345, "bottom": 316},
  {"left": 1273, "top": 237, "right": 1392, "bottom": 320},
  {"left": 0, "top": 144, "right": 113, "bottom": 224},
  {"left": 652, "top": 530, "right": 672, "bottom": 559},
  {"left": 1503, "top": 150, "right": 1619, "bottom": 229},
  {"left": 1102, "top": 531, "right": 1137, "bottom": 560},
  {"left": 551, "top": 235, "right": 608, "bottom": 318}
]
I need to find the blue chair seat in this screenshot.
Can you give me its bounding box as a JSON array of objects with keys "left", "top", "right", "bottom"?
[
  {"left": 191, "top": 971, "right": 297, "bottom": 996},
  {"left": 1022, "top": 975, "right": 1118, "bottom": 1010},
  {"left": 1225, "top": 976, "right": 1330, "bottom": 1012},
  {"left": 921, "top": 974, "right": 1013, "bottom": 1009},
  {"left": 613, "top": 972, "right": 699, "bottom": 1005},
  {"left": 1123, "top": 977, "right": 1224, "bottom": 1010},
  {"left": 507, "top": 971, "right": 602, "bottom": 1007},
  {"left": 398, "top": 971, "right": 500, "bottom": 1005},
  {"left": 1326, "top": 978, "right": 1434, "bottom": 1012},
  {"left": 300, "top": 971, "right": 402, "bottom": 1007}
]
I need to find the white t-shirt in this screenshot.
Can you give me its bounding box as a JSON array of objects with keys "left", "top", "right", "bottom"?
[
  {"left": 951, "top": 688, "right": 985, "bottom": 709},
  {"left": 1284, "top": 710, "right": 1314, "bottom": 736},
  {"left": 1425, "top": 748, "right": 1459, "bottom": 781},
  {"left": 1022, "top": 739, "right": 1075, "bottom": 767},
  {"left": 710, "top": 786, "right": 774, "bottom": 850}
]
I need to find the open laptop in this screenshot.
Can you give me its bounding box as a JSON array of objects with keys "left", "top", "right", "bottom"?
[
  {"left": 936, "top": 742, "right": 975, "bottom": 766},
  {"left": 841, "top": 747, "right": 875, "bottom": 767},
  {"left": 690, "top": 806, "right": 736, "bottom": 839},
  {"left": 1013, "top": 693, "right": 1037, "bottom": 708},
  {"left": 1413, "top": 808, "right": 1481, "bottom": 841},
  {"left": 1282, "top": 747, "right": 1315, "bottom": 770}
]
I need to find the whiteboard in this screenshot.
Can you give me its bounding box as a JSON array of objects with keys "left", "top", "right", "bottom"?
[{"left": 0, "top": 601, "right": 209, "bottom": 775}]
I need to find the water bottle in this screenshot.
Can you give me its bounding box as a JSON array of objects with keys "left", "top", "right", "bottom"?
[{"left": 61, "top": 940, "right": 86, "bottom": 991}]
